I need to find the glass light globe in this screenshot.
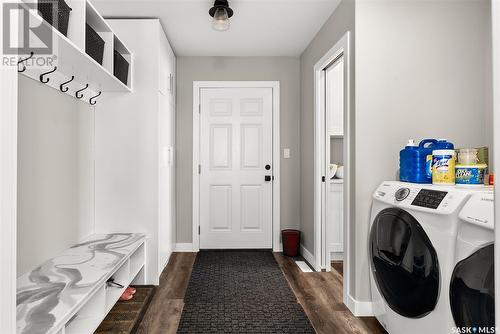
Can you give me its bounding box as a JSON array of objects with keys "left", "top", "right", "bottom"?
[{"left": 212, "top": 7, "right": 230, "bottom": 31}]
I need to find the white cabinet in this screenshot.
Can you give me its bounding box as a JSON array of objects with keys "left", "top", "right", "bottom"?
[
  {"left": 158, "top": 21, "right": 176, "bottom": 274},
  {"left": 327, "top": 181, "right": 344, "bottom": 260},
  {"left": 94, "top": 19, "right": 175, "bottom": 285},
  {"left": 326, "top": 57, "right": 344, "bottom": 136}
]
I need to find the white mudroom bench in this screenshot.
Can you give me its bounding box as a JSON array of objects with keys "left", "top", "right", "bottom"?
[{"left": 17, "top": 233, "right": 146, "bottom": 334}]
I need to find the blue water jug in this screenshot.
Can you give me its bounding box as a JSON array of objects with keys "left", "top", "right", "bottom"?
[
  {"left": 400, "top": 139, "right": 437, "bottom": 184},
  {"left": 433, "top": 139, "right": 454, "bottom": 150}
]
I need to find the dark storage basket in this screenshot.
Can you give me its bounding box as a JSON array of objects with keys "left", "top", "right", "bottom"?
[
  {"left": 38, "top": 0, "right": 72, "bottom": 37},
  {"left": 86, "top": 24, "right": 105, "bottom": 65},
  {"left": 114, "top": 50, "right": 129, "bottom": 86}
]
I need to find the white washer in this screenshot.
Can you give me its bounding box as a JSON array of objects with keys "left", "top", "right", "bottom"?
[
  {"left": 368, "top": 181, "right": 490, "bottom": 334},
  {"left": 449, "top": 192, "right": 495, "bottom": 330}
]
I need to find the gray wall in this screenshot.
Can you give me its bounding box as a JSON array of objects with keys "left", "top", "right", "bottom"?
[
  {"left": 17, "top": 76, "right": 94, "bottom": 275},
  {"left": 299, "top": 0, "right": 355, "bottom": 257},
  {"left": 176, "top": 57, "right": 301, "bottom": 243},
  {"left": 353, "top": 0, "right": 492, "bottom": 301}
]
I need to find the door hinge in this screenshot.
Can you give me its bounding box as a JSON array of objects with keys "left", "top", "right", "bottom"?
[
  {"left": 199, "top": 104, "right": 201, "bottom": 113},
  {"left": 322, "top": 176, "right": 326, "bottom": 182},
  {"left": 198, "top": 164, "right": 201, "bottom": 174},
  {"left": 198, "top": 226, "right": 200, "bottom": 235}
]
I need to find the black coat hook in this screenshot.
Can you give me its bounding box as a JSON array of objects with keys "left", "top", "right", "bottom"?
[
  {"left": 89, "top": 91, "right": 102, "bottom": 105},
  {"left": 75, "top": 84, "right": 89, "bottom": 99},
  {"left": 40, "top": 66, "right": 57, "bottom": 83},
  {"left": 60, "top": 76, "right": 75, "bottom": 92},
  {"left": 18, "top": 52, "right": 34, "bottom": 73}
]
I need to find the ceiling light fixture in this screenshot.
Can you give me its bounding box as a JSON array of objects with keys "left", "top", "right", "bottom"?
[{"left": 209, "top": 0, "right": 233, "bottom": 32}]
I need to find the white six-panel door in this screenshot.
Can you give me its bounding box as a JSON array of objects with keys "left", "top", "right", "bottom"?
[{"left": 199, "top": 87, "right": 273, "bottom": 249}]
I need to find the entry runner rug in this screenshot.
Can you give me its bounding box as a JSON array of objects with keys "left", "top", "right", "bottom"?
[{"left": 177, "top": 250, "right": 314, "bottom": 333}]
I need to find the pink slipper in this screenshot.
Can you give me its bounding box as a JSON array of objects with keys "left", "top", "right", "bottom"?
[{"left": 120, "top": 291, "right": 133, "bottom": 301}]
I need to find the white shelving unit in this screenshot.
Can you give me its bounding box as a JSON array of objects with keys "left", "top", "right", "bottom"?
[{"left": 17, "top": 0, "right": 133, "bottom": 104}]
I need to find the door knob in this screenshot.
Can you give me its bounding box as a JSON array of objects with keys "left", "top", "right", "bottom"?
[
  {"left": 265, "top": 164, "right": 271, "bottom": 170},
  {"left": 265, "top": 175, "right": 272, "bottom": 182}
]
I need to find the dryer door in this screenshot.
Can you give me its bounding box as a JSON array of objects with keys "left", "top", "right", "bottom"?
[
  {"left": 369, "top": 207, "right": 440, "bottom": 318},
  {"left": 450, "top": 244, "right": 495, "bottom": 328}
]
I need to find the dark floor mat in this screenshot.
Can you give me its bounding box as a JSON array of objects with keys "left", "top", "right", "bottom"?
[
  {"left": 177, "top": 250, "right": 315, "bottom": 334},
  {"left": 95, "top": 286, "right": 156, "bottom": 334}
]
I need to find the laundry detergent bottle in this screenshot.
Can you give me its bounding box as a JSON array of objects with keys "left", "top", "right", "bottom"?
[{"left": 399, "top": 139, "right": 437, "bottom": 184}]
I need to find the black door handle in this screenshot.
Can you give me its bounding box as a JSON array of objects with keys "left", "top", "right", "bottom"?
[
  {"left": 265, "top": 164, "right": 271, "bottom": 170},
  {"left": 265, "top": 175, "right": 272, "bottom": 182}
]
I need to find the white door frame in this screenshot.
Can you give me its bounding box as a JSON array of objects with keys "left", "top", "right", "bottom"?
[
  {"left": 0, "top": 66, "right": 18, "bottom": 333},
  {"left": 492, "top": 0, "right": 500, "bottom": 325},
  {"left": 192, "top": 81, "right": 281, "bottom": 252},
  {"left": 313, "top": 32, "right": 351, "bottom": 304}
]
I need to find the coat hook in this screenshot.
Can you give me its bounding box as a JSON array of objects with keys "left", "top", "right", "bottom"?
[
  {"left": 17, "top": 52, "right": 34, "bottom": 73},
  {"left": 75, "top": 84, "right": 89, "bottom": 99},
  {"left": 40, "top": 66, "right": 57, "bottom": 83},
  {"left": 89, "top": 91, "right": 102, "bottom": 105},
  {"left": 60, "top": 76, "right": 75, "bottom": 92}
]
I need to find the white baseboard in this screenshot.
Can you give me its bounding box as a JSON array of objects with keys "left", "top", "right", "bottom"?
[
  {"left": 300, "top": 244, "right": 316, "bottom": 270},
  {"left": 346, "top": 294, "right": 373, "bottom": 316},
  {"left": 330, "top": 252, "right": 344, "bottom": 261},
  {"left": 174, "top": 243, "right": 194, "bottom": 252}
]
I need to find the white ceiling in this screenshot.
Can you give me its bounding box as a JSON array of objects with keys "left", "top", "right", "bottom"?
[{"left": 92, "top": 0, "right": 341, "bottom": 56}]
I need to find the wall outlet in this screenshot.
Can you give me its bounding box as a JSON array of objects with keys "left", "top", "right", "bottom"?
[{"left": 283, "top": 148, "right": 291, "bottom": 159}]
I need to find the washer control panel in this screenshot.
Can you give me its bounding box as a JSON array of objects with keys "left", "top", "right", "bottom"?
[
  {"left": 373, "top": 181, "right": 474, "bottom": 215},
  {"left": 411, "top": 189, "right": 448, "bottom": 209}
]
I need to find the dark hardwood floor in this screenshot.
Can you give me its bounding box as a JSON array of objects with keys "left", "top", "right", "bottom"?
[
  {"left": 136, "top": 252, "right": 386, "bottom": 334},
  {"left": 274, "top": 254, "right": 386, "bottom": 334},
  {"left": 135, "top": 252, "right": 196, "bottom": 334},
  {"left": 331, "top": 260, "right": 343, "bottom": 276}
]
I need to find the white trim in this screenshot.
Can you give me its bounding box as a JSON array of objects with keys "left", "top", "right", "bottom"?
[
  {"left": 0, "top": 66, "right": 18, "bottom": 333},
  {"left": 300, "top": 244, "right": 315, "bottom": 269},
  {"left": 493, "top": 0, "right": 500, "bottom": 325},
  {"left": 313, "top": 32, "right": 352, "bottom": 309},
  {"left": 346, "top": 295, "right": 374, "bottom": 317},
  {"left": 192, "top": 81, "right": 281, "bottom": 252},
  {"left": 330, "top": 252, "right": 344, "bottom": 261},
  {"left": 275, "top": 243, "right": 283, "bottom": 252},
  {"left": 174, "top": 243, "right": 195, "bottom": 252}
]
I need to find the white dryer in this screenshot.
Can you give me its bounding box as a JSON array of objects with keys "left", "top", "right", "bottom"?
[
  {"left": 368, "top": 181, "right": 489, "bottom": 334},
  {"left": 449, "top": 192, "right": 495, "bottom": 330}
]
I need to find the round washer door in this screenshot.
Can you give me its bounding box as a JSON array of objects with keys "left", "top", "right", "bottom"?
[
  {"left": 369, "top": 207, "right": 440, "bottom": 318},
  {"left": 450, "top": 244, "right": 495, "bottom": 328}
]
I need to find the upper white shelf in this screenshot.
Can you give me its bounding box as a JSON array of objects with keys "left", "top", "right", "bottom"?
[{"left": 17, "top": 0, "right": 133, "bottom": 104}]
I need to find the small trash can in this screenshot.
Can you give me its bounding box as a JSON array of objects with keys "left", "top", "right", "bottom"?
[{"left": 282, "top": 229, "right": 300, "bottom": 257}]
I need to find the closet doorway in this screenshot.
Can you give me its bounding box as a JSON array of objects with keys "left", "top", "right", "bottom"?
[{"left": 313, "top": 32, "right": 351, "bottom": 306}]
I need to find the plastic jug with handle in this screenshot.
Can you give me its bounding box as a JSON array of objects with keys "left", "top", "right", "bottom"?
[{"left": 400, "top": 139, "right": 438, "bottom": 184}]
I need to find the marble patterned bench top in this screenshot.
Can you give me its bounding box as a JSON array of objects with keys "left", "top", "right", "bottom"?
[{"left": 17, "top": 233, "right": 146, "bottom": 334}]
